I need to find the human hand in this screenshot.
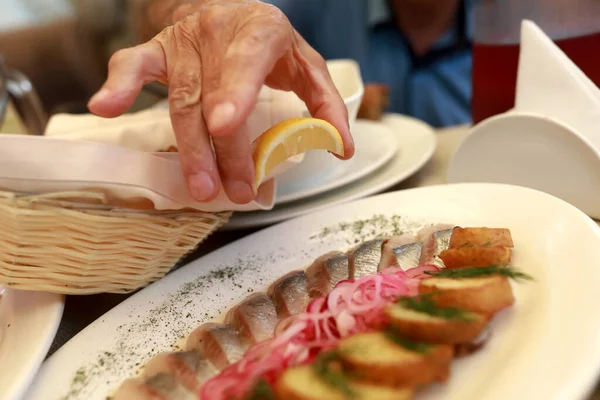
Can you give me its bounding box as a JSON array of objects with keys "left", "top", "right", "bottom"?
[{"left": 87, "top": 0, "right": 354, "bottom": 204}]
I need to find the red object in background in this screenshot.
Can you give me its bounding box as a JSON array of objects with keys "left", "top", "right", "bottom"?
[{"left": 472, "top": 31, "right": 600, "bottom": 124}]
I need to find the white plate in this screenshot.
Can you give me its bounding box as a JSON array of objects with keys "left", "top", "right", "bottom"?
[
  {"left": 0, "top": 289, "right": 64, "bottom": 400},
  {"left": 447, "top": 112, "right": 600, "bottom": 219},
  {"left": 28, "top": 183, "right": 600, "bottom": 400},
  {"left": 225, "top": 114, "right": 437, "bottom": 229},
  {"left": 275, "top": 119, "right": 397, "bottom": 204}
]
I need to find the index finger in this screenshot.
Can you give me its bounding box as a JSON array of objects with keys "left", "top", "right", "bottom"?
[{"left": 291, "top": 36, "right": 354, "bottom": 159}]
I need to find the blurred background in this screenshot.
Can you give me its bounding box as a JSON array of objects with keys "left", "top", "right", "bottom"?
[
  {"left": 0, "top": 0, "right": 162, "bottom": 120},
  {"left": 1, "top": 0, "right": 599, "bottom": 135}
]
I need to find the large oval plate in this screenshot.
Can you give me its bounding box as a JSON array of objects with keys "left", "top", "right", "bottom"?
[{"left": 28, "top": 183, "right": 600, "bottom": 400}]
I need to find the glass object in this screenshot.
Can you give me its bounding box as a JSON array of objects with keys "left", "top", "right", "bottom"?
[{"left": 472, "top": 0, "right": 600, "bottom": 123}]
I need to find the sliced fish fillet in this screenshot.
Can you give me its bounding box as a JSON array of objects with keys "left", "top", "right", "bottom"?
[
  {"left": 348, "top": 239, "right": 384, "bottom": 279},
  {"left": 268, "top": 270, "right": 310, "bottom": 318},
  {"left": 113, "top": 373, "right": 195, "bottom": 400},
  {"left": 224, "top": 293, "right": 279, "bottom": 344},
  {"left": 186, "top": 323, "right": 248, "bottom": 369},
  {"left": 419, "top": 226, "right": 455, "bottom": 268},
  {"left": 305, "top": 251, "right": 350, "bottom": 298},
  {"left": 380, "top": 234, "right": 423, "bottom": 272},
  {"left": 144, "top": 351, "right": 217, "bottom": 392},
  {"left": 416, "top": 224, "right": 455, "bottom": 242}
]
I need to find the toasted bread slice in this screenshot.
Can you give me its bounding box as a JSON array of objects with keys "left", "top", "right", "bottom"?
[
  {"left": 419, "top": 275, "right": 514, "bottom": 315},
  {"left": 385, "top": 303, "right": 489, "bottom": 344},
  {"left": 438, "top": 246, "right": 511, "bottom": 269},
  {"left": 337, "top": 332, "right": 453, "bottom": 387},
  {"left": 449, "top": 227, "right": 514, "bottom": 249},
  {"left": 276, "top": 365, "right": 413, "bottom": 400}
]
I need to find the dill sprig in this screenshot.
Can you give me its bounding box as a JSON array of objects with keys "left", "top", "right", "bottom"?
[
  {"left": 397, "top": 294, "right": 475, "bottom": 321},
  {"left": 383, "top": 328, "right": 431, "bottom": 354},
  {"left": 425, "top": 264, "right": 533, "bottom": 282},
  {"left": 312, "top": 352, "right": 356, "bottom": 398},
  {"left": 245, "top": 379, "right": 276, "bottom": 400}
]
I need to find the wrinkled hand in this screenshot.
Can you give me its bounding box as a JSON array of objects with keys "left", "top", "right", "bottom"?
[{"left": 87, "top": 0, "right": 353, "bottom": 204}]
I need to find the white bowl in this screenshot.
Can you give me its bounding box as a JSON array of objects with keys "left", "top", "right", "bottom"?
[
  {"left": 275, "top": 59, "right": 364, "bottom": 186},
  {"left": 447, "top": 111, "right": 600, "bottom": 219}
]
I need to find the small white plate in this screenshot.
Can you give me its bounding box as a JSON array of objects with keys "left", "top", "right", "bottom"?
[
  {"left": 447, "top": 112, "right": 600, "bottom": 219},
  {"left": 28, "top": 183, "right": 600, "bottom": 400},
  {"left": 224, "top": 114, "right": 437, "bottom": 229},
  {"left": 276, "top": 120, "right": 397, "bottom": 205},
  {"left": 0, "top": 288, "right": 64, "bottom": 400}
]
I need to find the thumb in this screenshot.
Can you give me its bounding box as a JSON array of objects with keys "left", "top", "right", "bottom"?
[{"left": 87, "top": 40, "right": 166, "bottom": 117}]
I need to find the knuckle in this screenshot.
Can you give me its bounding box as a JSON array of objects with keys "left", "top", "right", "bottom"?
[
  {"left": 169, "top": 74, "right": 202, "bottom": 111},
  {"left": 312, "top": 54, "right": 328, "bottom": 72},
  {"left": 256, "top": 3, "right": 287, "bottom": 23},
  {"left": 108, "top": 48, "right": 133, "bottom": 70},
  {"left": 173, "top": 12, "right": 200, "bottom": 39}
]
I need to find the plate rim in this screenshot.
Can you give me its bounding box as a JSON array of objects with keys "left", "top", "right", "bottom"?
[{"left": 275, "top": 119, "right": 398, "bottom": 205}]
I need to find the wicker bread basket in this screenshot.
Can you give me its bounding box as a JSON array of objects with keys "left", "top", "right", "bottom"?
[{"left": 0, "top": 190, "right": 231, "bottom": 294}]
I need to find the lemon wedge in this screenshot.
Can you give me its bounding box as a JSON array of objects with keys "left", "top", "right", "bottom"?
[{"left": 252, "top": 118, "right": 345, "bottom": 190}]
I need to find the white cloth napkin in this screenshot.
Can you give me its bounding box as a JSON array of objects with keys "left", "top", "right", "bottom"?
[
  {"left": 515, "top": 20, "right": 600, "bottom": 150},
  {"left": 0, "top": 86, "right": 308, "bottom": 212}
]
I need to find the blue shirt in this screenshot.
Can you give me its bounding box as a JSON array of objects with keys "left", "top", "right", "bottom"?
[{"left": 268, "top": 0, "right": 474, "bottom": 128}]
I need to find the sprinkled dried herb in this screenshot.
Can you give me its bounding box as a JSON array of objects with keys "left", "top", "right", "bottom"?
[
  {"left": 425, "top": 265, "right": 533, "bottom": 282},
  {"left": 310, "top": 215, "right": 437, "bottom": 245},
  {"left": 458, "top": 242, "right": 474, "bottom": 248},
  {"left": 60, "top": 251, "right": 289, "bottom": 400}
]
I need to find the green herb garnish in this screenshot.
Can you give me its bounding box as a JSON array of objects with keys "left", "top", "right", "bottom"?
[
  {"left": 458, "top": 242, "right": 474, "bottom": 248},
  {"left": 384, "top": 328, "right": 431, "bottom": 354},
  {"left": 245, "top": 379, "right": 276, "bottom": 400},
  {"left": 481, "top": 241, "right": 493, "bottom": 247},
  {"left": 425, "top": 264, "right": 533, "bottom": 281},
  {"left": 397, "top": 294, "right": 474, "bottom": 321},
  {"left": 312, "top": 352, "right": 356, "bottom": 398}
]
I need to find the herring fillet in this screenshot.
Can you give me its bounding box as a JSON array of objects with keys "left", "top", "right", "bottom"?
[
  {"left": 268, "top": 270, "right": 311, "bottom": 318},
  {"left": 143, "top": 351, "right": 218, "bottom": 392},
  {"left": 419, "top": 227, "right": 454, "bottom": 268},
  {"left": 348, "top": 239, "right": 385, "bottom": 279},
  {"left": 186, "top": 323, "right": 248, "bottom": 369},
  {"left": 116, "top": 224, "right": 459, "bottom": 399},
  {"left": 379, "top": 234, "right": 423, "bottom": 271},
  {"left": 305, "top": 251, "right": 350, "bottom": 298},
  {"left": 225, "top": 293, "right": 279, "bottom": 344}
]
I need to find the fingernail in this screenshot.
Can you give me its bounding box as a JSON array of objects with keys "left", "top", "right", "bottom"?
[
  {"left": 88, "top": 88, "right": 110, "bottom": 107},
  {"left": 208, "top": 102, "right": 236, "bottom": 133},
  {"left": 224, "top": 180, "right": 254, "bottom": 204},
  {"left": 188, "top": 171, "right": 216, "bottom": 201}
]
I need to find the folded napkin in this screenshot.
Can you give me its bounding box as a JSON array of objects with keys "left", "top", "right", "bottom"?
[
  {"left": 1, "top": 86, "right": 309, "bottom": 212},
  {"left": 515, "top": 20, "right": 600, "bottom": 149}
]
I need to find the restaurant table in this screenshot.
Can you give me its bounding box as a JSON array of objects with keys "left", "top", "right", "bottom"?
[{"left": 17, "top": 120, "right": 600, "bottom": 398}]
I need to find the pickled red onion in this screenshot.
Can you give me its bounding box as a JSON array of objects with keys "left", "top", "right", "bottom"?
[{"left": 200, "top": 265, "right": 439, "bottom": 400}]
